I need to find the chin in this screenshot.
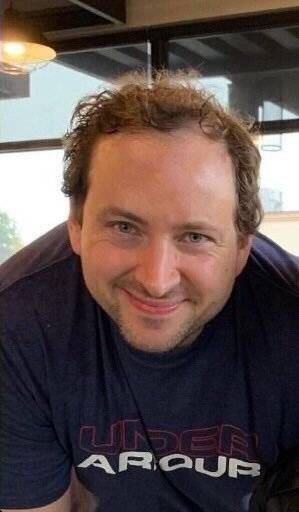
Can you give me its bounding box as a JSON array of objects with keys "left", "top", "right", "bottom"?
[
  {"left": 118, "top": 319, "right": 203, "bottom": 353},
  {"left": 122, "top": 335, "right": 182, "bottom": 354}
]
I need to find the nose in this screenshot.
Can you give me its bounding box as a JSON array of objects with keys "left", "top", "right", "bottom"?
[{"left": 133, "top": 238, "right": 181, "bottom": 298}]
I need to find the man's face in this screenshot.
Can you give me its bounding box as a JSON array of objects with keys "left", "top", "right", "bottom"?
[{"left": 68, "top": 129, "right": 251, "bottom": 353}]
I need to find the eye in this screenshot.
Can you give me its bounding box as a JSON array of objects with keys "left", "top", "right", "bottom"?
[
  {"left": 183, "top": 232, "right": 206, "bottom": 243},
  {"left": 111, "top": 221, "right": 137, "bottom": 235}
]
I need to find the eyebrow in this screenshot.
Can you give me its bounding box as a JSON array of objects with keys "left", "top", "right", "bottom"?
[
  {"left": 97, "top": 206, "right": 221, "bottom": 234},
  {"left": 97, "top": 207, "right": 148, "bottom": 226}
]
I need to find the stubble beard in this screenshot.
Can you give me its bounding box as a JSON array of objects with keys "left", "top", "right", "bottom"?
[{"left": 103, "top": 295, "right": 205, "bottom": 353}]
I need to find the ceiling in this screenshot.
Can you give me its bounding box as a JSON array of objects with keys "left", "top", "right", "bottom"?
[
  {"left": 1, "top": 0, "right": 126, "bottom": 41},
  {"left": 2, "top": 1, "right": 299, "bottom": 77},
  {"left": 1, "top": 1, "right": 299, "bottom": 119}
]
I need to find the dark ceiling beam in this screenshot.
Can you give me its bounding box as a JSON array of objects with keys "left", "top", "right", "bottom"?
[
  {"left": 94, "top": 47, "right": 143, "bottom": 68},
  {"left": 67, "top": 0, "right": 126, "bottom": 24},
  {"left": 244, "top": 32, "right": 286, "bottom": 55},
  {"left": 169, "top": 42, "right": 204, "bottom": 65},
  {"left": 170, "top": 51, "right": 299, "bottom": 77},
  {"left": 169, "top": 32, "right": 299, "bottom": 76},
  {"left": 218, "top": 33, "right": 265, "bottom": 56},
  {"left": 179, "top": 39, "right": 220, "bottom": 60},
  {"left": 287, "top": 26, "right": 299, "bottom": 40},
  {"left": 51, "top": 28, "right": 148, "bottom": 53},
  {"left": 22, "top": 6, "right": 110, "bottom": 32},
  {"left": 57, "top": 51, "right": 130, "bottom": 80},
  {"left": 201, "top": 37, "right": 247, "bottom": 60},
  {"left": 263, "top": 28, "right": 299, "bottom": 50},
  {"left": 116, "top": 45, "right": 149, "bottom": 62}
]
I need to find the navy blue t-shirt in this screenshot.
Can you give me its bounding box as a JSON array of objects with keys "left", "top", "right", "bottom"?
[{"left": 0, "top": 224, "right": 298, "bottom": 511}]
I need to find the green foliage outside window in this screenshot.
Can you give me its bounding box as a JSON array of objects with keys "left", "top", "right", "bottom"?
[{"left": 0, "top": 211, "right": 23, "bottom": 264}]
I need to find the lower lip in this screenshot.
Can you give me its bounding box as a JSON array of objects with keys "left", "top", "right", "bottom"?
[{"left": 123, "top": 290, "right": 180, "bottom": 315}]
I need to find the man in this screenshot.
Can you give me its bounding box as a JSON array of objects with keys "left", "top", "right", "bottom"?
[{"left": 0, "top": 71, "right": 298, "bottom": 512}]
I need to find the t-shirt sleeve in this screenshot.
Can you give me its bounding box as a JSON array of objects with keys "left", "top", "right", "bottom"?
[
  {"left": 246, "top": 240, "right": 299, "bottom": 451},
  {"left": 0, "top": 304, "right": 71, "bottom": 508},
  {"left": 251, "top": 233, "right": 299, "bottom": 294}
]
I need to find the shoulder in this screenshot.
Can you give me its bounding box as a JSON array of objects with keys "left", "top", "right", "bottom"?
[
  {"left": 0, "top": 224, "right": 99, "bottom": 382},
  {"left": 247, "top": 232, "right": 299, "bottom": 298},
  {"left": 238, "top": 233, "right": 299, "bottom": 348},
  {"left": 0, "top": 223, "right": 87, "bottom": 330},
  {"left": 0, "top": 222, "right": 73, "bottom": 295}
]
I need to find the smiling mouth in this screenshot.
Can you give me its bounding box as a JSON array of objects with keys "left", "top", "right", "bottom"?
[{"left": 122, "top": 289, "right": 183, "bottom": 315}]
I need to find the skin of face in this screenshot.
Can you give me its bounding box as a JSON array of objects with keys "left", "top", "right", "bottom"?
[{"left": 68, "top": 129, "right": 252, "bottom": 353}]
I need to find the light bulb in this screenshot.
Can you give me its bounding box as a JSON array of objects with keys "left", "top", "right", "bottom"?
[
  {"left": 0, "top": 41, "right": 56, "bottom": 75},
  {"left": 3, "top": 41, "right": 26, "bottom": 57}
]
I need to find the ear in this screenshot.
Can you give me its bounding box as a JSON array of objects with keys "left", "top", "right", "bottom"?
[
  {"left": 236, "top": 234, "right": 253, "bottom": 276},
  {"left": 67, "top": 214, "right": 82, "bottom": 256}
]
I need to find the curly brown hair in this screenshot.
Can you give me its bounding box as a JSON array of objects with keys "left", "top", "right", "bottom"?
[{"left": 62, "top": 69, "right": 263, "bottom": 235}]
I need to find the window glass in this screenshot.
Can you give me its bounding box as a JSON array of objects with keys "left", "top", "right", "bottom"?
[
  {"left": 1, "top": 136, "right": 298, "bottom": 265},
  {"left": 258, "top": 132, "right": 299, "bottom": 255},
  {"left": 0, "top": 43, "right": 150, "bottom": 143},
  {"left": 169, "top": 27, "right": 299, "bottom": 121},
  {"left": 259, "top": 132, "right": 299, "bottom": 213},
  {"left": 0, "top": 149, "right": 68, "bottom": 264},
  {"left": 169, "top": 30, "right": 299, "bottom": 255}
]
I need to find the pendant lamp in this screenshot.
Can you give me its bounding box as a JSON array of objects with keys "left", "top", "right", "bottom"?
[{"left": 0, "top": 4, "right": 56, "bottom": 76}]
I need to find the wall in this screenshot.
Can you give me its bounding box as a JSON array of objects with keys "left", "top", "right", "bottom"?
[
  {"left": 259, "top": 213, "right": 299, "bottom": 255},
  {"left": 127, "top": 0, "right": 299, "bottom": 27}
]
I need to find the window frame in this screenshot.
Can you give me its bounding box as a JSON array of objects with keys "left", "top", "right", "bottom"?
[{"left": 1, "top": 7, "right": 299, "bottom": 153}]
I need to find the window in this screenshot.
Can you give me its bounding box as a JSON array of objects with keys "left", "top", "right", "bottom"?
[
  {"left": 0, "top": 149, "right": 67, "bottom": 264},
  {"left": 258, "top": 132, "right": 299, "bottom": 255},
  {"left": 2, "top": 17, "right": 299, "bottom": 260},
  {"left": 0, "top": 42, "right": 150, "bottom": 263},
  {"left": 169, "top": 26, "right": 299, "bottom": 255},
  {"left": 0, "top": 43, "right": 150, "bottom": 143},
  {"left": 169, "top": 28, "right": 299, "bottom": 122}
]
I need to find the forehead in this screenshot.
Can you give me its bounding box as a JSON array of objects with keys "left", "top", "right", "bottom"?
[
  {"left": 89, "top": 129, "right": 233, "bottom": 182},
  {"left": 86, "top": 129, "right": 236, "bottom": 224}
]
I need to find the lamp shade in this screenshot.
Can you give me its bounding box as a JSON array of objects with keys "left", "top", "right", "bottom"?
[{"left": 0, "top": 7, "right": 56, "bottom": 75}]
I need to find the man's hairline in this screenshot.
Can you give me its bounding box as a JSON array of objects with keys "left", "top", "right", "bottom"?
[{"left": 69, "top": 126, "right": 240, "bottom": 233}]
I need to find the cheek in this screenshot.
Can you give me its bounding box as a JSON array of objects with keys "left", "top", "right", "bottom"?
[
  {"left": 186, "top": 257, "right": 235, "bottom": 296},
  {"left": 82, "top": 243, "right": 134, "bottom": 283}
]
